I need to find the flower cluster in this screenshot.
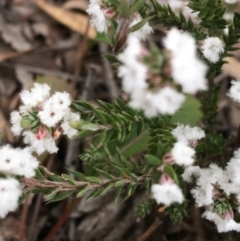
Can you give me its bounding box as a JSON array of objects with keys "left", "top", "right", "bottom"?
[
  {"left": 10, "top": 83, "right": 80, "bottom": 155},
  {"left": 117, "top": 28, "right": 208, "bottom": 117},
  {"left": 0, "top": 145, "right": 38, "bottom": 218},
  {"left": 87, "top": 0, "right": 152, "bottom": 40},
  {"left": 151, "top": 124, "right": 205, "bottom": 206},
  {"left": 201, "top": 37, "right": 225, "bottom": 63},
  {"left": 182, "top": 148, "right": 240, "bottom": 232}
]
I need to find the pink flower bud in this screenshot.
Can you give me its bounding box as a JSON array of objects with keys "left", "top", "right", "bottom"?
[
  {"left": 188, "top": 139, "right": 198, "bottom": 148},
  {"left": 212, "top": 188, "right": 220, "bottom": 200},
  {"left": 54, "top": 126, "right": 62, "bottom": 140},
  {"left": 101, "top": 6, "right": 115, "bottom": 19},
  {"left": 159, "top": 173, "right": 174, "bottom": 185},
  {"left": 36, "top": 126, "right": 50, "bottom": 140},
  {"left": 223, "top": 208, "right": 234, "bottom": 221},
  {"left": 162, "top": 153, "right": 175, "bottom": 165}
]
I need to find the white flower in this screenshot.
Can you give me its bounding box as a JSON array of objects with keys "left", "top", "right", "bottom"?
[
  {"left": 164, "top": 28, "right": 208, "bottom": 94},
  {"left": 61, "top": 110, "right": 80, "bottom": 138},
  {"left": 191, "top": 184, "right": 214, "bottom": 206},
  {"left": 51, "top": 92, "right": 71, "bottom": 111},
  {"left": 203, "top": 210, "right": 240, "bottom": 232},
  {"left": 201, "top": 37, "right": 225, "bottom": 63},
  {"left": 171, "top": 141, "right": 195, "bottom": 166},
  {"left": 38, "top": 98, "right": 65, "bottom": 128},
  {"left": 227, "top": 80, "right": 240, "bottom": 103},
  {"left": 10, "top": 111, "right": 22, "bottom": 136},
  {"left": 87, "top": 0, "right": 111, "bottom": 33},
  {"left": 182, "top": 165, "right": 201, "bottom": 182},
  {"left": 151, "top": 87, "right": 185, "bottom": 115},
  {"left": 171, "top": 124, "right": 205, "bottom": 147},
  {"left": 0, "top": 145, "right": 38, "bottom": 178},
  {"left": 23, "top": 131, "right": 58, "bottom": 155},
  {"left": 0, "top": 178, "right": 22, "bottom": 218},
  {"left": 151, "top": 174, "right": 184, "bottom": 206},
  {"left": 20, "top": 83, "right": 50, "bottom": 108},
  {"left": 171, "top": 55, "right": 208, "bottom": 94},
  {"left": 151, "top": 183, "right": 184, "bottom": 206},
  {"left": 164, "top": 28, "right": 196, "bottom": 56}
]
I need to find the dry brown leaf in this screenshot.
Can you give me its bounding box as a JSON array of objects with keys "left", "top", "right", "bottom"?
[
  {"left": 0, "top": 15, "right": 32, "bottom": 51},
  {"left": 222, "top": 57, "right": 240, "bottom": 79},
  {"left": 63, "top": 0, "right": 88, "bottom": 11},
  {"left": 34, "top": 0, "right": 96, "bottom": 39}
]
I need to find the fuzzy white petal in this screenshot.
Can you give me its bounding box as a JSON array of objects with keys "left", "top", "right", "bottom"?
[{"left": 151, "top": 183, "right": 184, "bottom": 206}]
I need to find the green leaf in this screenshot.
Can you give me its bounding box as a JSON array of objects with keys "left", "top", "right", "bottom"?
[
  {"left": 94, "top": 168, "right": 114, "bottom": 179},
  {"left": 114, "top": 185, "right": 123, "bottom": 202},
  {"left": 115, "top": 179, "right": 125, "bottom": 187},
  {"left": 145, "top": 154, "right": 161, "bottom": 166},
  {"left": 45, "top": 189, "right": 59, "bottom": 202},
  {"left": 71, "top": 120, "right": 101, "bottom": 131},
  {"left": 68, "top": 170, "right": 87, "bottom": 181},
  {"left": 164, "top": 164, "right": 179, "bottom": 184},
  {"left": 61, "top": 174, "right": 76, "bottom": 185},
  {"left": 35, "top": 169, "right": 45, "bottom": 181},
  {"left": 105, "top": 54, "right": 119, "bottom": 64},
  {"left": 129, "top": 16, "right": 154, "bottom": 33},
  {"left": 86, "top": 189, "right": 101, "bottom": 202},
  {"left": 85, "top": 176, "right": 102, "bottom": 184},
  {"left": 76, "top": 185, "right": 89, "bottom": 198},
  {"left": 99, "top": 184, "right": 113, "bottom": 196},
  {"left": 129, "top": 0, "right": 146, "bottom": 14},
  {"left": 120, "top": 129, "right": 150, "bottom": 158},
  {"left": 171, "top": 96, "right": 202, "bottom": 125},
  {"left": 49, "top": 175, "right": 63, "bottom": 182},
  {"left": 47, "top": 191, "right": 74, "bottom": 203},
  {"left": 125, "top": 184, "right": 137, "bottom": 200}
]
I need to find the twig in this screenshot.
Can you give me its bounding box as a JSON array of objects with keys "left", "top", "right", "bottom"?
[
  {"left": 137, "top": 218, "right": 162, "bottom": 241},
  {"left": 22, "top": 175, "right": 150, "bottom": 192},
  {"left": 18, "top": 196, "right": 30, "bottom": 241},
  {"left": 99, "top": 43, "right": 118, "bottom": 101}
]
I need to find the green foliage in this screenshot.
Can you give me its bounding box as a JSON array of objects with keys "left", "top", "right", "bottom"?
[
  {"left": 188, "top": 0, "right": 227, "bottom": 35},
  {"left": 165, "top": 202, "right": 187, "bottom": 223},
  {"left": 197, "top": 133, "right": 225, "bottom": 156},
  {"left": 223, "top": 13, "right": 240, "bottom": 53},
  {"left": 201, "top": 83, "right": 220, "bottom": 130},
  {"left": 71, "top": 99, "right": 145, "bottom": 142},
  {"left": 135, "top": 199, "right": 154, "bottom": 218},
  {"left": 146, "top": 116, "right": 175, "bottom": 156},
  {"left": 213, "top": 199, "right": 231, "bottom": 217},
  {"left": 151, "top": 0, "right": 207, "bottom": 40},
  {"left": 34, "top": 165, "right": 151, "bottom": 203}
]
